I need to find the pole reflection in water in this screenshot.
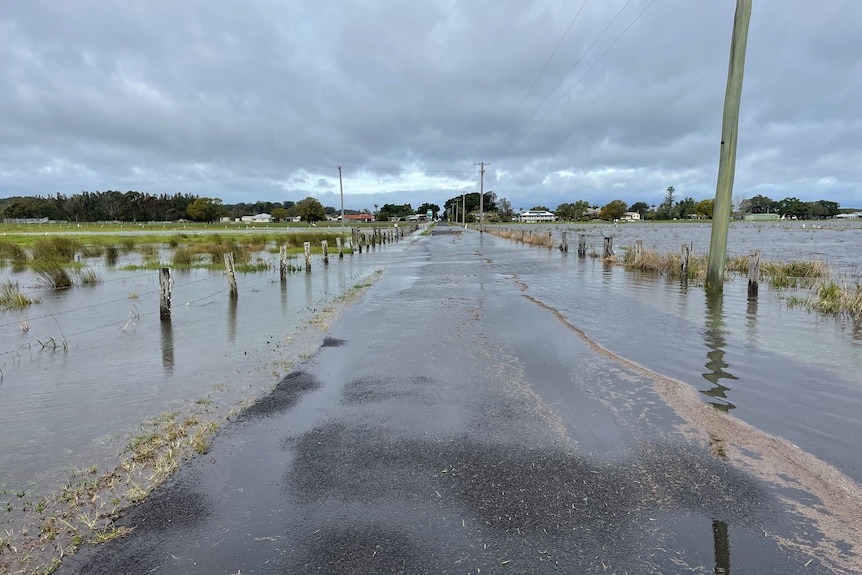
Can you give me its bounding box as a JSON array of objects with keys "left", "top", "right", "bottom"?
[
  {"left": 712, "top": 519, "right": 731, "bottom": 574},
  {"left": 305, "top": 272, "right": 313, "bottom": 309},
  {"left": 228, "top": 296, "right": 238, "bottom": 344},
  {"left": 281, "top": 279, "right": 288, "bottom": 314},
  {"left": 160, "top": 320, "right": 174, "bottom": 373},
  {"left": 702, "top": 291, "right": 737, "bottom": 411}
]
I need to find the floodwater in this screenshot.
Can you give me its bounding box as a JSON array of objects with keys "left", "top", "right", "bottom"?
[
  {"left": 0, "top": 239, "right": 404, "bottom": 494},
  {"left": 488, "top": 220, "right": 862, "bottom": 484},
  {"left": 1, "top": 220, "right": 861, "bottom": 526}
]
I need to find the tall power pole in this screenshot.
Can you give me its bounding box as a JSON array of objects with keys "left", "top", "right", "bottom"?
[
  {"left": 706, "top": 0, "right": 752, "bottom": 292},
  {"left": 475, "top": 162, "right": 490, "bottom": 229},
  {"left": 337, "top": 166, "right": 345, "bottom": 232}
]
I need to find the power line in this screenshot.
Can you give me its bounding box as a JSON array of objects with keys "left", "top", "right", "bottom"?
[
  {"left": 520, "top": 0, "right": 659, "bottom": 141},
  {"left": 495, "top": 0, "right": 590, "bottom": 146},
  {"left": 493, "top": 0, "right": 639, "bottom": 158}
]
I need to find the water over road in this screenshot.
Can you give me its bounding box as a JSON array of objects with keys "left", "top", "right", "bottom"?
[{"left": 57, "top": 225, "right": 862, "bottom": 574}]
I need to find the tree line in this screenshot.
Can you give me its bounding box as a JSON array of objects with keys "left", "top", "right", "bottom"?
[
  {"left": 443, "top": 186, "right": 847, "bottom": 223},
  {"left": 0, "top": 191, "right": 348, "bottom": 223}
]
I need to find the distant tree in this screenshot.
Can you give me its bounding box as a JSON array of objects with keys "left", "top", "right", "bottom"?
[
  {"left": 530, "top": 205, "right": 550, "bottom": 212},
  {"left": 628, "top": 201, "right": 649, "bottom": 217},
  {"left": 777, "top": 197, "right": 806, "bottom": 219},
  {"left": 555, "top": 200, "right": 590, "bottom": 221},
  {"left": 294, "top": 197, "right": 327, "bottom": 223},
  {"left": 657, "top": 187, "right": 677, "bottom": 220},
  {"left": 695, "top": 199, "right": 715, "bottom": 219},
  {"left": 186, "top": 197, "right": 227, "bottom": 222},
  {"left": 417, "top": 202, "right": 441, "bottom": 218},
  {"left": 805, "top": 200, "right": 839, "bottom": 219},
  {"left": 271, "top": 207, "right": 289, "bottom": 221},
  {"left": 497, "top": 197, "right": 515, "bottom": 221},
  {"left": 599, "top": 199, "right": 628, "bottom": 221},
  {"left": 748, "top": 194, "right": 777, "bottom": 214},
  {"left": 676, "top": 197, "right": 697, "bottom": 219},
  {"left": 378, "top": 203, "right": 413, "bottom": 221}
]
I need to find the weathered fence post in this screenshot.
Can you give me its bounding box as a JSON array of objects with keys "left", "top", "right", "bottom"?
[
  {"left": 303, "top": 242, "right": 311, "bottom": 271},
  {"left": 321, "top": 240, "right": 329, "bottom": 264},
  {"left": 548, "top": 231, "right": 553, "bottom": 248},
  {"left": 279, "top": 245, "right": 288, "bottom": 281},
  {"left": 560, "top": 231, "right": 568, "bottom": 252},
  {"left": 578, "top": 234, "right": 587, "bottom": 257},
  {"left": 336, "top": 236, "right": 344, "bottom": 258},
  {"left": 748, "top": 249, "right": 760, "bottom": 297},
  {"left": 224, "top": 253, "right": 238, "bottom": 297},
  {"left": 681, "top": 243, "right": 691, "bottom": 277},
  {"left": 159, "top": 267, "right": 171, "bottom": 321},
  {"left": 634, "top": 240, "right": 643, "bottom": 262},
  {"left": 603, "top": 237, "right": 614, "bottom": 259}
]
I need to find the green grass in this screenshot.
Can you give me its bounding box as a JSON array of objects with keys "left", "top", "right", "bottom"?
[{"left": 32, "top": 236, "right": 81, "bottom": 262}]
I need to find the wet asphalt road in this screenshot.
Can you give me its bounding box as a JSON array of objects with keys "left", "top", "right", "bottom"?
[{"left": 57, "top": 226, "right": 844, "bottom": 574}]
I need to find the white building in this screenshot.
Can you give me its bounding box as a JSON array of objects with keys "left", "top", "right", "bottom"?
[
  {"left": 241, "top": 213, "right": 273, "bottom": 223},
  {"left": 518, "top": 210, "right": 557, "bottom": 223},
  {"left": 622, "top": 211, "right": 641, "bottom": 222}
]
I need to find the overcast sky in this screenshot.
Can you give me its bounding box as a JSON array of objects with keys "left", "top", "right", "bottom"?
[{"left": 2, "top": 1, "right": 861, "bottom": 212}]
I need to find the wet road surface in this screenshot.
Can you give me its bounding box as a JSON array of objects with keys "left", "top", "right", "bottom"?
[{"left": 57, "top": 226, "right": 860, "bottom": 574}]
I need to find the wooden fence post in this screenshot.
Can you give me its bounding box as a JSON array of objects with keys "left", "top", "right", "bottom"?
[
  {"left": 681, "top": 243, "right": 691, "bottom": 277},
  {"left": 548, "top": 231, "right": 553, "bottom": 248},
  {"left": 603, "top": 237, "right": 614, "bottom": 259},
  {"left": 578, "top": 234, "right": 587, "bottom": 257},
  {"left": 336, "top": 236, "right": 343, "bottom": 258},
  {"left": 748, "top": 249, "right": 760, "bottom": 297},
  {"left": 634, "top": 240, "right": 643, "bottom": 262},
  {"left": 560, "top": 231, "right": 568, "bottom": 252},
  {"left": 224, "top": 253, "right": 238, "bottom": 297},
  {"left": 321, "top": 240, "right": 329, "bottom": 264},
  {"left": 279, "top": 245, "right": 288, "bottom": 281},
  {"left": 159, "top": 267, "right": 171, "bottom": 322},
  {"left": 303, "top": 242, "right": 311, "bottom": 271}
]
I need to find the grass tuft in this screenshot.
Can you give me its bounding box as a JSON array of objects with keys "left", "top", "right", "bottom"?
[
  {"left": 0, "top": 280, "right": 34, "bottom": 310},
  {"left": 32, "top": 236, "right": 81, "bottom": 262}
]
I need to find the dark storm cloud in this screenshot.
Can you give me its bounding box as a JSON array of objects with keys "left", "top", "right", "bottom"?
[{"left": 1, "top": 0, "right": 860, "bottom": 211}]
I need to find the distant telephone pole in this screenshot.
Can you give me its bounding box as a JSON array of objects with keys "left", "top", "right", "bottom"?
[
  {"left": 337, "top": 165, "right": 345, "bottom": 232},
  {"left": 475, "top": 162, "right": 490, "bottom": 228},
  {"left": 706, "top": 0, "right": 752, "bottom": 292}
]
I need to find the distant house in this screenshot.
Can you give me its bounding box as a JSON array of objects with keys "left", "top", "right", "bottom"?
[
  {"left": 241, "top": 213, "right": 273, "bottom": 223},
  {"left": 340, "top": 214, "right": 374, "bottom": 223},
  {"left": 518, "top": 210, "right": 556, "bottom": 223},
  {"left": 622, "top": 211, "right": 641, "bottom": 222},
  {"left": 836, "top": 212, "right": 862, "bottom": 219},
  {"left": 744, "top": 213, "right": 780, "bottom": 222}
]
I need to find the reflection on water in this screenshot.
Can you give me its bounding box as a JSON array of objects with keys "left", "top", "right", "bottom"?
[
  {"left": 701, "top": 292, "right": 737, "bottom": 411},
  {"left": 713, "top": 519, "right": 731, "bottom": 574},
  {"left": 160, "top": 320, "right": 174, "bottom": 373},
  {"left": 228, "top": 296, "right": 238, "bottom": 343}
]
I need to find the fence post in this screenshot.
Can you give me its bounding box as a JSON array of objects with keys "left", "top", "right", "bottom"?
[
  {"left": 634, "top": 240, "right": 643, "bottom": 262},
  {"left": 279, "top": 245, "right": 288, "bottom": 281},
  {"left": 748, "top": 249, "right": 760, "bottom": 297},
  {"left": 681, "top": 243, "right": 691, "bottom": 277},
  {"left": 159, "top": 267, "right": 171, "bottom": 322},
  {"left": 603, "top": 237, "right": 614, "bottom": 259},
  {"left": 303, "top": 242, "right": 311, "bottom": 271},
  {"left": 321, "top": 240, "right": 329, "bottom": 264},
  {"left": 548, "top": 231, "right": 553, "bottom": 248},
  {"left": 224, "top": 253, "right": 238, "bottom": 297},
  {"left": 578, "top": 234, "right": 587, "bottom": 257},
  {"left": 560, "top": 231, "right": 568, "bottom": 252},
  {"left": 336, "top": 236, "right": 343, "bottom": 258}
]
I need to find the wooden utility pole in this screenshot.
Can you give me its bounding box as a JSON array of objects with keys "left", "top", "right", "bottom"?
[
  {"left": 462, "top": 192, "right": 466, "bottom": 228},
  {"left": 475, "top": 162, "right": 489, "bottom": 229},
  {"left": 338, "top": 165, "right": 345, "bottom": 233},
  {"left": 706, "top": 0, "right": 752, "bottom": 292}
]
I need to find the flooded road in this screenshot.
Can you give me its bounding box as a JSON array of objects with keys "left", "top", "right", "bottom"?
[{"left": 54, "top": 225, "right": 862, "bottom": 574}]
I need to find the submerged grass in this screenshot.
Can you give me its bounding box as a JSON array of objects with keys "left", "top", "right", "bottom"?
[
  {"left": 32, "top": 260, "right": 73, "bottom": 290},
  {"left": 788, "top": 276, "right": 862, "bottom": 322},
  {"left": 32, "top": 237, "right": 81, "bottom": 262},
  {"left": 0, "top": 280, "right": 35, "bottom": 310}
]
